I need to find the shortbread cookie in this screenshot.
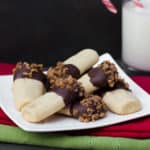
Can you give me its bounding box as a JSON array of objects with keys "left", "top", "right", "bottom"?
[
  {"left": 12, "top": 62, "right": 47, "bottom": 111},
  {"left": 64, "top": 49, "right": 99, "bottom": 75},
  {"left": 102, "top": 89, "right": 141, "bottom": 115},
  {"left": 48, "top": 49, "right": 99, "bottom": 85},
  {"left": 78, "top": 61, "right": 119, "bottom": 94}
]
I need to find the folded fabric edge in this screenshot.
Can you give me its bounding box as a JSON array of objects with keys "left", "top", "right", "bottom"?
[{"left": 1, "top": 125, "right": 150, "bottom": 150}]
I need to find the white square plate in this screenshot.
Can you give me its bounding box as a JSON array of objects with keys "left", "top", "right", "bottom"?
[{"left": 0, "top": 53, "right": 150, "bottom": 132}]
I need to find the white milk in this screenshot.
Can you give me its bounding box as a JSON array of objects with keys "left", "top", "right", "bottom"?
[{"left": 122, "top": 0, "right": 150, "bottom": 71}]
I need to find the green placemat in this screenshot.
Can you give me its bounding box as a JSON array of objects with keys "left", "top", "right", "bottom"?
[{"left": 1, "top": 124, "right": 150, "bottom": 150}]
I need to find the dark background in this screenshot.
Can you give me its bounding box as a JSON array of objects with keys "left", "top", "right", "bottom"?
[{"left": 0, "top": 0, "right": 121, "bottom": 67}]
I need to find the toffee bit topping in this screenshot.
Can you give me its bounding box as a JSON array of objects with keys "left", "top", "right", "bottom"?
[
  {"left": 51, "top": 75, "right": 85, "bottom": 97},
  {"left": 99, "top": 61, "right": 119, "bottom": 88},
  {"left": 73, "top": 95, "right": 107, "bottom": 122},
  {"left": 47, "top": 62, "right": 68, "bottom": 85},
  {"left": 47, "top": 62, "right": 80, "bottom": 85},
  {"left": 13, "top": 62, "right": 48, "bottom": 87},
  {"left": 13, "top": 62, "right": 44, "bottom": 79}
]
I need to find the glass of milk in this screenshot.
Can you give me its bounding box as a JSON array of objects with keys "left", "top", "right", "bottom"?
[{"left": 122, "top": 0, "right": 150, "bottom": 71}]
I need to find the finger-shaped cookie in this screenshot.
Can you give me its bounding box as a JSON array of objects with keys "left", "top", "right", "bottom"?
[
  {"left": 48, "top": 49, "right": 99, "bottom": 84},
  {"left": 78, "top": 61, "right": 119, "bottom": 94},
  {"left": 22, "top": 92, "right": 65, "bottom": 122},
  {"left": 102, "top": 89, "right": 141, "bottom": 115},
  {"left": 12, "top": 62, "right": 47, "bottom": 111},
  {"left": 59, "top": 95, "right": 107, "bottom": 122},
  {"left": 64, "top": 49, "right": 99, "bottom": 75},
  {"left": 22, "top": 76, "right": 84, "bottom": 122}
]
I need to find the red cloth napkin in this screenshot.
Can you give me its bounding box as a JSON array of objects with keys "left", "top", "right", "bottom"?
[
  {"left": 0, "top": 63, "right": 150, "bottom": 138},
  {"left": 0, "top": 63, "right": 15, "bottom": 75}
]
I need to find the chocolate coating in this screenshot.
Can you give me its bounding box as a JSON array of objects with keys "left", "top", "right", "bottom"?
[
  {"left": 13, "top": 64, "right": 47, "bottom": 86},
  {"left": 88, "top": 67, "right": 107, "bottom": 88},
  {"left": 52, "top": 87, "right": 78, "bottom": 105},
  {"left": 64, "top": 64, "right": 80, "bottom": 79},
  {"left": 70, "top": 99, "right": 103, "bottom": 118},
  {"left": 71, "top": 101, "right": 87, "bottom": 117}
]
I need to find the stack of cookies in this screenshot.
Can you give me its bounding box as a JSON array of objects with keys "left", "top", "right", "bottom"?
[{"left": 12, "top": 49, "right": 142, "bottom": 123}]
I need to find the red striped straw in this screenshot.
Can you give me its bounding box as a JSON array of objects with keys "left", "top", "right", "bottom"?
[
  {"left": 133, "top": 0, "right": 144, "bottom": 8},
  {"left": 101, "top": 0, "right": 117, "bottom": 14}
]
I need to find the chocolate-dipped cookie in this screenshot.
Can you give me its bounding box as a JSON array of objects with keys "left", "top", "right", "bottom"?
[
  {"left": 47, "top": 49, "right": 99, "bottom": 84},
  {"left": 59, "top": 95, "right": 107, "bottom": 122},
  {"left": 78, "top": 61, "right": 119, "bottom": 94},
  {"left": 12, "top": 62, "right": 47, "bottom": 111},
  {"left": 21, "top": 76, "right": 84, "bottom": 122},
  {"left": 64, "top": 49, "right": 99, "bottom": 75}
]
